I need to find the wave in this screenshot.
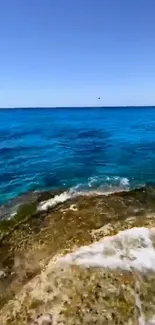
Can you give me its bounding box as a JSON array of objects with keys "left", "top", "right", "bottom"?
[
  {"left": 38, "top": 175, "right": 131, "bottom": 211},
  {"left": 88, "top": 175, "right": 130, "bottom": 188},
  {"left": 1, "top": 174, "right": 145, "bottom": 216},
  {"left": 73, "top": 175, "right": 131, "bottom": 194},
  {"left": 38, "top": 191, "right": 73, "bottom": 211}
]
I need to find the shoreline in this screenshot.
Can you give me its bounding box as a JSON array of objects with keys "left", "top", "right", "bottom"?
[{"left": 0, "top": 182, "right": 146, "bottom": 220}]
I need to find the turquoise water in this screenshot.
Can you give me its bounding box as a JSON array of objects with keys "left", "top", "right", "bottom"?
[{"left": 0, "top": 107, "right": 155, "bottom": 204}]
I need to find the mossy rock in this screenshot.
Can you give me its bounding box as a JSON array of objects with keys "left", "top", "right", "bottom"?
[
  {"left": 15, "top": 202, "right": 37, "bottom": 221},
  {"left": 0, "top": 218, "right": 16, "bottom": 233},
  {"left": 0, "top": 202, "right": 38, "bottom": 235}
]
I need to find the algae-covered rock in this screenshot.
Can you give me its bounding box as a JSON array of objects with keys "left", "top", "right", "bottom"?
[
  {"left": 1, "top": 186, "right": 155, "bottom": 324},
  {"left": 0, "top": 202, "right": 38, "bottom": 236}
]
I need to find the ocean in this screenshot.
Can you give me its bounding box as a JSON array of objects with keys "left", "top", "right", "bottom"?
[
  {"left": 2, "top": 107, "right": 155, "bottom": 324},
  {"left": 0, "top": 106, "right": 155, "bottom": 205}
]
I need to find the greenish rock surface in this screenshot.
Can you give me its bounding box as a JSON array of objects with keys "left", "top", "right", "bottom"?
[{"left": 0, "top": 186, "right": 155, "bottom": 324}]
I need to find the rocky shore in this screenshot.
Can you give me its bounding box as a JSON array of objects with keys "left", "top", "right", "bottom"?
[{"left": 1, "top": 186, "right": 155, "bottom": 324}]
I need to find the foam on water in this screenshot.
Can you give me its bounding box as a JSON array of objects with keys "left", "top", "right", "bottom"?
[
  {"left": 38, "top": 176, "right": 131, "bottom": 211},
  {"left": 62, "top": 227, "right": 155, "bottom": 272},
  {"left": 38, "top": 189, "right": 118, "bottom": 211},
  {"left": 87, "top": 175, "right": 130, "bottom": 190},
  {"left": 106, "top": 175, "right": 129, "bottom": 185},
  {"left": 120, "top": 177, "right": 130, "bottom": 186},
  {"left": 38, "top": 191, "right": 73, "bottom": 211}
]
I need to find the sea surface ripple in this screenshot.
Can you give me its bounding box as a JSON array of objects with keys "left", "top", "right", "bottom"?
[{"left": 0, "top": 107, "right": 155, "bottom": 204}]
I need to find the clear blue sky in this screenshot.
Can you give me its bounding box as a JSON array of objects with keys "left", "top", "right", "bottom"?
[{"left": 0, "top": 0, "right": 155, "bottom": 107}]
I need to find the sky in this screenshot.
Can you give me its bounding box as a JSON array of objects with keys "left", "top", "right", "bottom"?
[{"left": 0, "top": 0, "right": 155, "bottom": 107}]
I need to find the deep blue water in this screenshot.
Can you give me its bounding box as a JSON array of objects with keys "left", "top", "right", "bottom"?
[{"left": 0, "top": 107, "right": 155, "bottom": 205}]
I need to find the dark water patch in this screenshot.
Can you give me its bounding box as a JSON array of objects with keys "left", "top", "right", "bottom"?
[
  {"left": 77, "top": 129, "right": 108, "bottom": 139},
  {"left": 0, "top": 146, "right": 33, "bottom": 156},
  {"left": 51, "top": 128, "right": 111, "bottom": 143},
  {"left": 42, "top": 174, "right": 62, "bottom": 188},
  {"left": 139, "top": 142, "right": 155, "bottom": 152},
  {"left": 71, "top": 145, "right": 112, "bottom": 163},
  {"left": 0, "top": 144, "right": 53, "bottom": 158},
  {"left": 45, "top": 127, "right": 77, "bottom": 140},
  {"left": 0, "top": 129, "right": 42, "bottom": 141},
  {"left": 0, "top": 147, "right": 16, "bottom": 155},
  {"left": 0, "top": 130, "right": 12, "bottom": 141},
  {"left": 0, "top": 172, "right": 17, "bottom": 183},
  {"left": 126, "top": 141, "right": 155, "bottom": 154}
]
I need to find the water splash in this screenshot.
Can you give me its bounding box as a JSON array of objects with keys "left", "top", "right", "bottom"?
[
  {"left": 38, "top": 191, "right": 73, "bottom": 210},
  {"left": 38, "top": 176, "right": 131, "bottom": 211}
]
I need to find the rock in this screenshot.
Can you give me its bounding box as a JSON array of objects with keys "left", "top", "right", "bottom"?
[
  {"left": 31, "top": 313, "right": 53, "bottom": 325},
  {"left": 0, "top": 270, "right": 6, "bottom": 279}
]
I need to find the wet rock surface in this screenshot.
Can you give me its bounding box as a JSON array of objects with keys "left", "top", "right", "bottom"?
[{"left": 1, "top": 185, "right": 155, "bottom": 324}]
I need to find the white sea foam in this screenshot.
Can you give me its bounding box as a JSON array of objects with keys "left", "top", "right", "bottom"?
[
  {"left": 120, "top": 177, "right": 130, "bottom": 186},
  {"left": 38, "top": 175, "right": 131, "bottom": 211},
  {"left": 89, "top": 175, "right": 130, "bottom": 188},
  {"left": 88, "top": 176, "right": 98, "bottom": 187},
  {"left": 38, "top": 191, "right": 73, "bottom": 211},
  {"left": 62, "top": 227, "right": 155, "bottom": 273},
  {"left": 106, "top": 175, "right": 130, "bottom": 186},
  {"left": 38, "top": 186, "right": 130, "bottom": 211},
  {"left": 75, "top": 175, "right": 131, "bottom": 197},
  {"left": 38, "top": 187, "right": 125, "bottom": 211}
]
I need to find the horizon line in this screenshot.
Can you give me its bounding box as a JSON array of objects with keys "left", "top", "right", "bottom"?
[{"left": 0, "top": 105, "right": 155, "bottom": 109}]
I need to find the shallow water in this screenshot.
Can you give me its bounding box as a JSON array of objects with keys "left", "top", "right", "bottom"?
[{"left": 1, "top": 107, "right": 155, "bottom": 204}]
